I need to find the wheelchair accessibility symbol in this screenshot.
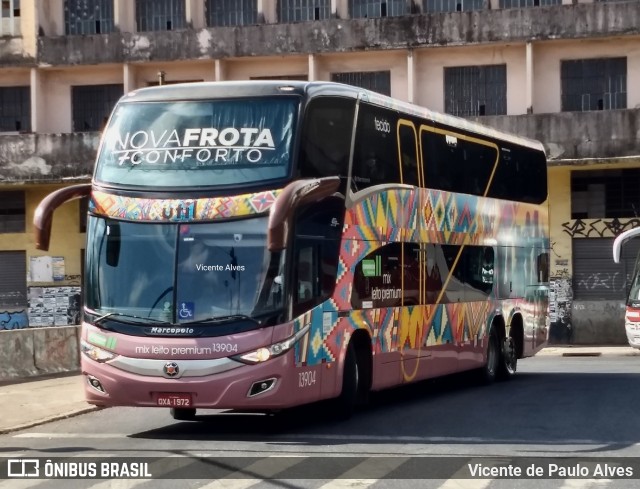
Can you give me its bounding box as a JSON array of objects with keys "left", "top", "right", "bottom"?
[{"left": 179, "top": 302, "right": 194, "bottom": 319}]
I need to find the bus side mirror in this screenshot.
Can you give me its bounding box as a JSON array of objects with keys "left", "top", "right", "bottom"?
[{"left": 106, "top": 223, "right": 121, "bottom": 267}]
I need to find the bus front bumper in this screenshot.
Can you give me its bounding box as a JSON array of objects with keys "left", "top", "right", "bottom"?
[{"left": 81, "top": 351, "right": 318, "bottom": 410}]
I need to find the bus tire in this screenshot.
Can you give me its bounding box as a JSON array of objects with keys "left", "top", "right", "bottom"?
[
  {"left": 335, "top": 342, "right": 359, "bottom": 419},
  {"left": 170, "top": 407, "right": 196, "bottom": 421},
  {"left": 480, "top": 328, "right": 500, "bottom": 384},
  {"left": 497, "top": 336, "right": 518, "bottom": 380}
]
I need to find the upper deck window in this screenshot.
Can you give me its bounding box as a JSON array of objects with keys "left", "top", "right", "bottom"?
[{"left": 95, "top": 97, "right": 298, "bottom": 189}]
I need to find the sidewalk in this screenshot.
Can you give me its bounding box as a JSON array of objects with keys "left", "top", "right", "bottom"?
[
  {"left": 0, "top": 373, "right": 99, "bottom": 434},
  {"left": 0, "top": 346, "right": 638, "bottom": 435}
]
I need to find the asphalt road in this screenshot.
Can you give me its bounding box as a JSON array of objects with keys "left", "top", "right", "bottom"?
[{"left": 2, "top": 355, "right": 640, "bottom": 488}]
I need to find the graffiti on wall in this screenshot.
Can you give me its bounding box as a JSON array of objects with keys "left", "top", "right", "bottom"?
[
  {"left": 562, "top": 218, "right": 640, "bottom": 238},
  {"left": 576, "top": 271, "right": 633, "bottom": 294},
  {"left": 0, "top": 310, "right": 29, "bottom": 330}
]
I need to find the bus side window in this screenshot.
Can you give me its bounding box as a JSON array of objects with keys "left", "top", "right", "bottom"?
[{"left": 296, "top": 246, "right": 316, "bottom": 303}]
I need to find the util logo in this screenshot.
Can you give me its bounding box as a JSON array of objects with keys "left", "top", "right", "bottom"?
[{"left": 374, "top": 117, "right": 391, "bottom": 133}]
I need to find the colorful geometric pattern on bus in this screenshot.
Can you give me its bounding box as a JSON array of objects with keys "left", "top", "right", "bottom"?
[
  {"left": 291, "top": 185, "right": 548, "bottom": 368},
  {"left": 89, "top": 189, "right": 282, "bottom": 222}
]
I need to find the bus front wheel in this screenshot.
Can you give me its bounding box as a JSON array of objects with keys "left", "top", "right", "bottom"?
[
  {"left": 170, "top": 407, "right": 197, "bottom": 421},
  {"left": 334, "top": 343, "right": 359, "bottom": 419},
  {"left": 480, "top": 329, "right": 500, "bottom": 384}
]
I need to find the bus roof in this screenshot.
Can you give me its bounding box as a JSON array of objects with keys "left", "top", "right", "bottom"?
[{"left": 123, "top": 80, "right": 546, "bottom": 153}]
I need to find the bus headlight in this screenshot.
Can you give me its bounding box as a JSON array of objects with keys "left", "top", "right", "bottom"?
[
  {"left": 234, "top": 324, "right": 310, "bottom": 365},
  {"left": 81, "top": 339, "right": 118, "bottom": 363}
]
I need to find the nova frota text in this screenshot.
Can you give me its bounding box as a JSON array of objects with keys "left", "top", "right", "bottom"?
[
  {"left": 111, "top": 128, "right": 276, "bottom": 166},
  {"left": 196, "top": 264, "right": 246, "bottom": 271}
]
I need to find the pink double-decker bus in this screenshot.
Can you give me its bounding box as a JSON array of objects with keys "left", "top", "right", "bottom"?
[{"left": 35, "top": 81, "right": 549, "bottom": 421}]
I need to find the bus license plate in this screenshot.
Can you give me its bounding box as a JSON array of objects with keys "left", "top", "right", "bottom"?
[{"left": 157, "top": 393, "right": 192, "bottom": 407}]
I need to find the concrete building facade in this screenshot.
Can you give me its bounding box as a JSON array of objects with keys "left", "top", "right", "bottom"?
[{"left": 1, "top": 0, "right": 640, "bottom": 359}]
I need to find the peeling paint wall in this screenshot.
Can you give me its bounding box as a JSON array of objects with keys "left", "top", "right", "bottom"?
[
  {"left": 33, "top": 3, "right": 640, "bottom": 66},
  {"left": 0, "top": 133, "right": 98, "bottom": 182}
]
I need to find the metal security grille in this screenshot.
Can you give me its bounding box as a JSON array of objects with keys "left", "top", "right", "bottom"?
[
  {"left": 444, "top": 64, "right": 507, "bottom": 117},
  {"left": 331, "top": 71, "right": 391, "bottom": 96},
  {"left": 0, "top": 86, "right": 30, "bottom": 132},
  {"left": 561, "top": 57, "right": 627, "bottom": 112},
  {"left": 499, "top": 0, "right": 560, "bottom": 8},
  {"left": 206, "top": 0, "right": 257, "bottom": 26},
  {"left": 0, "top": 251, "right": 27, "bottom": 308},
  {"left": 278, "top": 0, "right": 331, "bottom": 22},
  {"left": 136, "top": 0, "right": 185, "bottom": 31},
  {"left": 349, "top": 0, "right": 407, "bottom": 18},
  {"left": 0, "top": 191, "right": 25, "bottom": 233},
  {"left": 423, "top": 0, "right": 484, "bottom": 12},
  {"left": 64, "top": 0, "right": 114, "bottom": 35},
  {"left": 72, "top": 84, "right": 123, "bottom": 132},
  {"left": 573, "top": 238, "right": 640, "bottom": 300},
  {"left": 0, "top": 0, "right": 20, "bottom": 36}
]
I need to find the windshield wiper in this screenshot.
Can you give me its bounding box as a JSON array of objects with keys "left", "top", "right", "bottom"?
[
  {"left": 87, "top": 310, "right": 171, "bottom": 326},
  {"left": 181, "top": 314, "right": 261, "bottom": 326}
]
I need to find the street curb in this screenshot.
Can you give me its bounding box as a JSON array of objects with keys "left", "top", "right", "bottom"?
[{"left": 0, "top": 406, "right": 103, "bottom": 435}]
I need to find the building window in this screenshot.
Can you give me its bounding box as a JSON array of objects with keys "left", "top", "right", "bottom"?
[
  {"left": 0, "top": 0, "right": 20, "bottom": 37},
  {"left": 64, "top": 0, "right": 114, "bottom": 35},
  {"left": 499, "top": 0, "right": 561, "bottom": 8},
  {"left": 423, "top": 0, "right": 484, "bottom": 12},
  {"left": 0, "top": 86, "right": 30, "bottom": 133},
  {"left": 0, "top": 190, "right": 25, "bottom": 234},
  {"left": 72, "top": 84, "right": 123, "bottom": 132},
  {"left": 571, "top": 169, "right": 640, "bottom": 219},
  {"left": 444, "top": 64, "right": 507, "bottom": 117},
  {"left": 561, "top": 57, "right": 627, "bottom": 112},
  {"left": 278, "top": 0, "right": 330, "bottom": 22},
  {"left": 349, "top": 0, "right": 407, "bottom": 18},
  {"left": 331, "top": 71, "right": 391, "bottom": 96},
  {"left": 0, "top": 251, "right": 27, "bottom": 308},
  {"left": 136, "top": 0, "right": 185, "bottom": 32},
  {"left": 207, "top": 0, "right": 257, "bottom": 27}
]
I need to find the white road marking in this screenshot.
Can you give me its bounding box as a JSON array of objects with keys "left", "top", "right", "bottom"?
[
  {"left": 198, "top": 456, "right": 306, "bottom": 489},
  {"left": 315, "top": 457, "right": 408, "bottom": 489}
]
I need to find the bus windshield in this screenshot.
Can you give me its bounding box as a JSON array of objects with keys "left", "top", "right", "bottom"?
[
  {"left": 95, "top": 97, "right": 298, "bottom": 188},
  {"left": 85, "top": 216, "right": 285, "bottom": 324}
]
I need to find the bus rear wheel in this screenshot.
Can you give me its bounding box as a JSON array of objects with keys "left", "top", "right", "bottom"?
[
  {"left": 498, "top": 336, "right": 518, "bottom": 380},
  {"left": 170, "top": 407, "right": 197, "bottom": 421}
]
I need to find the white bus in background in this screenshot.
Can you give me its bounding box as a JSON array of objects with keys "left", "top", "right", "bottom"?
[{"left": 613, "top": 228, "right": 640, "bottom": 349}]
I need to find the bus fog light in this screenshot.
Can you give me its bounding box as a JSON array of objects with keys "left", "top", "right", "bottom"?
[
  {"left": 86, "top": 375, "right": 106, "bottom": 393},
  {"left": 248, "top": 378, "right": 276, "bottom": 397}
]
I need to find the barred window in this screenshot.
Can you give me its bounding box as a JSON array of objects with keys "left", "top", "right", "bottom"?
[
  {"left": 0, "top": 191, "right": 25, "bottom": 234},
  {"left": 444, "top": 64, "right": 507, "bottom": 117},
  {"left": 72, "top": 84, "right": 123, "bottom": 132},
  {"left": 207, "top": 0, "right": 257, "bottom": 26},
  {"left": 499, "top": 0, "right": 561, "bottom": 8},
  {"left": 0, "top": 86, "right": 30, "bottom": 132},
  {"left": 349, "top": 0, "right": 407, "bottom": 18},
  {"left": 64, "top": 0, "right": 114, "bottom": 35},
  {"left": 136, "top": 0, "right": 185, "bottom": 32},
  {"left": 331, "top": 71, "right": 391, "bottom": 96},
  {"left": 423, "top": 0, "right": 484, "bottom": 12},
  {"left": 278, "top": 0, "right": 330, "bottom": 22},
  {"left": 561, "top": 57, "right": 627, "bottom": 112}
]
